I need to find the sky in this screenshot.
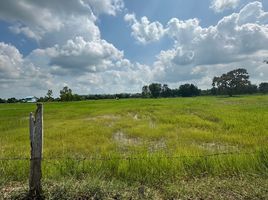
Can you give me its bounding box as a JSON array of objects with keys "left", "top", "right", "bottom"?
[{"left": 0, "top": 0, "right": 268, "bottom": 98}]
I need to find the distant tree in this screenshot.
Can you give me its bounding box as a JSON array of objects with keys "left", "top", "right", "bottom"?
[
  {"left": 115, "top": 93, "right": 127, "bottom": 99},
  {"left": 259, "top": 82, "right": 268, "bottom": 93},
  {"left": 7, "top": 97, "right": 18, "bottom": 103},
  {"left": 60, "top": 86, "right": 73, "bottom": 101},
  {"left": 211, "top": 87, "right": 217, "bottom": 95},
  {"left": 0, "top": 98, "right": 6, "bottom": 103},
  {"left": 73, "top": 94, "right": 82, "bottom": 101},
  {"left": 131, "top": 93, "right": 142, "bottom": 98},
  {"left": 142, "top": 85, "right": 151, "bottom": 98},
  {"left": 161, "top": 84, "right": 172, "bottom": 97},
  {"left": 172, "top": 88, "right": 180, "bottom": 97},
  {"left": 212, "top": 68, "right": 251, "bottom": 96},
  {"left": 201, "top": 89, "right": 214, "bottom": 96},
  {"left": 148, "top": 83, "right": 162, "bottom": 98},
  {"left": 37, "top": 97, "right": 45, "bottom": 102},
  {"left": 245, "top": 84, "right": 258, "bottom": 94},
  {"left": 179, "top": 84, "right": 200, "bottom": 97},
  {"left": 46, "top": 89, "right": 53, "bottom": 101}
]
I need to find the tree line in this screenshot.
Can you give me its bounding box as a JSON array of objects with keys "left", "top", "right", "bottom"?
[
  {"left": 142, "top": 83, "right": 200, "bottom": 98},
  {"left": 1, "top": 68, "right": 268, "bottom": 103}
]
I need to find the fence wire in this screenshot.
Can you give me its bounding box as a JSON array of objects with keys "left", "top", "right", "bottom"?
[{"left": 0, "top": 150, "right": 261, "bottom": 162}]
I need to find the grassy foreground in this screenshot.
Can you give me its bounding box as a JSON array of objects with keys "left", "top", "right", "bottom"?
[
  {"left": 1, "top": 175, "right": 268, "bottom": 199},
  {"left": 0, "top": 95, "right": 268, "bottom": 198}
]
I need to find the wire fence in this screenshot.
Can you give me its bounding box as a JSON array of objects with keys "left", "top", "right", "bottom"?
[{"left": 0, "top": 150, "right": 261, "bottom": 162}]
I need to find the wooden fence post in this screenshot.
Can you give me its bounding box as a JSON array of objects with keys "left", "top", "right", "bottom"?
[{"left": 29, "top": 103, "right": 43, "bottom": 198}]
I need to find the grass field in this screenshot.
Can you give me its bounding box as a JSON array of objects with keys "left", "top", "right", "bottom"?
[{"left": 0, "top": 95, "right": 268, "bottom": 199}]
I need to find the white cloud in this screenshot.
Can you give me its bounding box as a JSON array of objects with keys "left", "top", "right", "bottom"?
[
  {"left": 166, "top": 18, "right": 201, "bottom": 45},
  {"left": 25, "top": 35, "right": 155, "bottom": 96},
  {"left": 0, "top": 0, "right": 153, "bottom": 98},
  {"left": 88, "top": 0, "right": 124, "bottom": 16},
  {"left": 73, "top": 62, "right": 153, "bottom": 94},
  {"left": 0, "top": 42, "right": 23, "bottom": 79},
  {"left": 0, "top": 42, "right": 53, "bottom": 98},
  {"left": 237, "top": 1, "right": 268, "bottom": 25},
  {"left": 0, "top": 0, "right": 123, "bottom": 46},
  {"left": 148, "top": 1, "right": 268, "bottom": 87},
  {"left": 1, "top": 1, "right": 268, "bottom": 98},
  {"left": 29, "top": 36, "right": 124, "bottom": 75},
  {"left": 9, "top": 25, "right": 42, "bottom": 41},
  {"left": 124, "top": 13, "right": 165, "bottom": 44},
  {"left": 210, "top": 0, "right": 240, "bottom": 13}
]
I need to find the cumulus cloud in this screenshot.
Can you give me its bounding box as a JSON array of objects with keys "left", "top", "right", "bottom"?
[
  {"left": 25, "top": 35, "right": 154, "bottom": 96},
  {"left": 0, "top": 0, "right": 154, "bottom": 98},
  {"left": 143, "top": 1, "right": 268, "bottom": 87},
  {"left": 0, "top": 0, "right": 123, "bottom": 45},
  {"left": 210, "top": 0, "right": 240, "bottom": 13},
  {"left": 88, "top": 0, "right": 124, "bottom": 16},
  {"left": 73, "top": 62, "right": 152, "bottom": 94},
  {"left": 0, "top": 0, "right": 140, "bottom": 98},
  {"left": 0, "top": 42, "right": 23, "bottom": 79},
  {"left": 124, "top": 13, "right": 165, "bottom": 44},
  {"left": 166, "top": 18, "right": 201, "bottom": 45},
  {"left": 30, "top": 37, "right": 124, "bottom": 75},
  {"left": 0, "top": 42, "right": 53, "bottom": 98},
  {"left": 1, "top": 1, "right": 268, "bottom": 98}
]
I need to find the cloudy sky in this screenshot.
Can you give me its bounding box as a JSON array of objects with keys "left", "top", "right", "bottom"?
[{"left": 0, "top": 0, "right": 268, "bottom": 98}]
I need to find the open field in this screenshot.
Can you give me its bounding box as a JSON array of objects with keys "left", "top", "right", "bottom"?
[{"left": 0, "top": 95, "right": 268, "bottom": 199}]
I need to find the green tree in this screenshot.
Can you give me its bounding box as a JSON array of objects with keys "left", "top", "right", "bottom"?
[
  {"left": 212, "top": 68, "right": 251, "bottom": 96},
  {"left": 142, "top": 85, "right": 151, "bottom": 98},
  {"left": 259, "top": 82, "right": 268, "bottom": 93},
  {"left": 179, "top": 84, "right": 200, "bottom": 97},
  {"left": 46, "top": 89, "right": 53, "bottom": 101},
  {"left": 73, "top": 94, "right": 82, "bottom": 101},
  {"left": 0, "top": 98, "right": 6, "bottom": 103},
  {"left": 161, "top": 84, "right": 172, "bottom": 97},
  {"left": 148, "top": 83, "right": 162, "bottom": 98},
  {"left": 7, "top": 97, "right": 18, "bottom": 103},
  {"left": 60, "top": 86, "right": 73, "bottom": 101}
]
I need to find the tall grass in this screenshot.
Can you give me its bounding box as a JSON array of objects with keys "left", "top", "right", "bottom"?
[{"left": 0, "top": 95, "right": 268, "bottom": 183}]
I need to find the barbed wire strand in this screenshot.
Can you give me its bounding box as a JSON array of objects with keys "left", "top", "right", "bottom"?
[{"left": 0, "top": 150, "right": 260, "bottom": 162}]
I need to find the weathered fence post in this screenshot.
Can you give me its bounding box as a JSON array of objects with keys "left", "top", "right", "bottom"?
[{"left": 29, "top": 103, "right": 43, "bottom": 198}]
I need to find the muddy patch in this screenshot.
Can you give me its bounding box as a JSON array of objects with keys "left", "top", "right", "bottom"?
[
  {"left": 133, "top": 114, "right": 139, "bottom": 120},
  {"left": 113, "top": 131, "right": 166, "bottom": 153},
  {"left": 113, "top": 131, "right": 142, "bottom": 146},
  {"left": 148, "top": 138, "right": 166, "bottom": 152},
  {"left": 127, "top": 112, "right": 140, "bottom": 120},
  {"left": 196, "top": 142, "right": 239, "bottom": 152},
  {"left": 84, "top": 114, "right": 120, "bottom": 121}
]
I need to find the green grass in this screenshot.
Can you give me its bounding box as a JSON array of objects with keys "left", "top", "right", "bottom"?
[
  {"left": 2, "top": 175, "right": 268, "bottom": 199},
  {"left": 0, "top": 95, "right": 268, "bottom": 198}
]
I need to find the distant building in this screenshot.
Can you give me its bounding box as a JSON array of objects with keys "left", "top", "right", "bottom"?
[{"left": 23, "top": 96, "right": 38, "bottom": 103}]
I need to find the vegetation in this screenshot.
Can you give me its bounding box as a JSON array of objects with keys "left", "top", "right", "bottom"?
[
  {"left": 142, "top": 83, "right": 200, "bottom": 98},
  {"left": 60, "top": 86, "right": 74, "bottom": 101},
  {"left": 212, "top": 68, "right": 256, "bottom": 96},
  {"left": 259, "top": 82, "right": 268, "bottom": 94},
  {"left": 2, "top": 176, "right": 268, "bottom": 199},
  {"left": 46, "top": 89, "right": 53, "bottom": 101},
  {"left": 179, "top": 83, "right": 200, "bottom": 97},
  {"left": 0, "top": 95, "right": 268, "bottom": 198}
]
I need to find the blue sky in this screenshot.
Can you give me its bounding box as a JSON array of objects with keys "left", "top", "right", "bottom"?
[{"left": 0, "top": 0, "right": 268, "bottom": 98}]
